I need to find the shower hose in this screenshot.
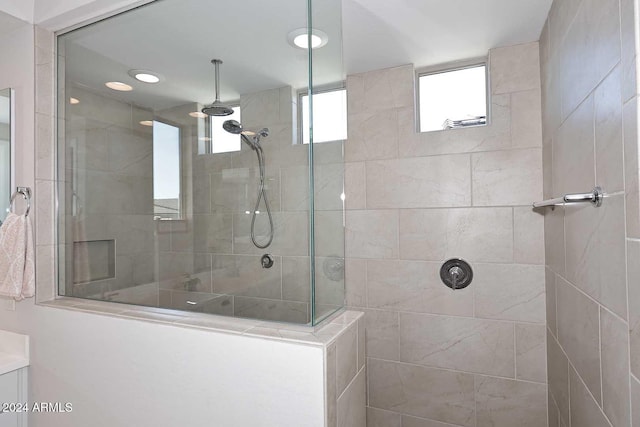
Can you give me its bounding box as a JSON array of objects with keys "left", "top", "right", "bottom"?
[{"left": 250, "top": 147, "right": 274, "bottom": 249}]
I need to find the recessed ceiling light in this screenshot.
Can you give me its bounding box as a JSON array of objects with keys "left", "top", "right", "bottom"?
[
  {"left": 105, "top": 81, "right": 133, "bottom": 92},
  {"left": 139, "top": 120, "right": 153, "bottom": 127},
  {"left": 189, "top": 111, "right": 207, "bottom": 119},
  {"left": 287, "top": 28, "right": 328, "bottom": 50},
  {"left": 69, "top": 97, "right": 80, "bottom": 105},
  {"left": 128, "top": 69, "right": 162, "bottom": 84}
]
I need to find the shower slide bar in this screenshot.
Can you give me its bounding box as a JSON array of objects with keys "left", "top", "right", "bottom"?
[{"left": 533, "top": 187, "right": 603, "bottom": 208}]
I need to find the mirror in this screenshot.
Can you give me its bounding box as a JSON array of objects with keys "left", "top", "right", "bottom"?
[{"left": 0, "top": 88, "right": 12, "bottom": 222}]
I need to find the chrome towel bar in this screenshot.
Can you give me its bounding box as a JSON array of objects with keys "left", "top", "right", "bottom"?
[{"left": 533, "top": 187, "right": 603, "bottom": 208}]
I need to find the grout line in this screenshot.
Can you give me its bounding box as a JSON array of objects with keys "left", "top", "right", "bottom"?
[
  {"left": 557, "top": 272, "right": 629, "bottom": 326},
  {"left": 598, "top": 306, "right": 604, "bottom": 407},
  {"left": 368, "top": 357, "right": 547, "bottom": 385},
  {"left": 513, "top": 322, "right": 518, "bottom": 380}
]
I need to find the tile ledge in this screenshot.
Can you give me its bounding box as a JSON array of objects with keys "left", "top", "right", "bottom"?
[{"left": 38, "top": 298, "right": 363, "bottom": 347}]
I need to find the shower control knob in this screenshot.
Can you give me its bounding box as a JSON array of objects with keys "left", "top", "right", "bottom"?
[
  {"left": 440, "top": 259, "right": 473, "bottom": 290},
  {"left": 261, "top": 254, "right": 274, "bottom": 269}
]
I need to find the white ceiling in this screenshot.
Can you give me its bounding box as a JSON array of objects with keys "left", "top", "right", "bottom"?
[
  {"left": 343, "top": 0, "right": 553, "bottom": 74},
  {"left": 55, "top": 0, "right": 552, "bottom": 111}
]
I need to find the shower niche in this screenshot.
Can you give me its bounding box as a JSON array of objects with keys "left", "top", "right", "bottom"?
[{"left": 56, "top": 0, "right": 345, "bottom": 325}]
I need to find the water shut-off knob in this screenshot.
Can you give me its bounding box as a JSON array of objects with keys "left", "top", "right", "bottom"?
[{"left": 440, "top": 258, "right": 473, "bottom": 290}]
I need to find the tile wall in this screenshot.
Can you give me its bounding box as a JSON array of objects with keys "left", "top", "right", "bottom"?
[
  {"left": 60, "top": 85, "right": 156, "bottom": 299},
  {"left": 56, "top": 77, "right": 346, "bottom": 323},
  {"left": 540, "top": 0, "right": 639, "bottom": 426},
  {"left": 344, "top": 42, "right": 547, "bottom": 427}
]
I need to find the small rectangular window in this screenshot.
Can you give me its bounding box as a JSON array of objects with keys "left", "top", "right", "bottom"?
[
  {"left": 210, "top": 106, "right": 241, "bottom": 153},
  {"left": 418, "top": 64, "right": 487, "bottom": 133},
  {"left": 300, "top": 87, "right": 347, "bottom": 144},
  {"left": 153, "top": 121, "right": 181, "bottom": 219}
]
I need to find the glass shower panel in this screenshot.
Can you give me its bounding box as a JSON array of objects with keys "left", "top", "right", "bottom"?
[
  {"left": 309, "top": 0, "right": 346, "bottom": 324},
  {"left": 57, "top": 0, "right": 343, "bottom": 325}
]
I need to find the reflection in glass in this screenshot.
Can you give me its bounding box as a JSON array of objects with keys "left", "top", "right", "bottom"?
[{"left": 56, "top": 0, "right": 344, "bottom": 325}]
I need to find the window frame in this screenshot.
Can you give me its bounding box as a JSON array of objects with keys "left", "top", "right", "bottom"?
[
  {"left": 296, "top": 82, "right": 347, "bottom": 145},
  {"left": 416, "top": 57, "right": 490, "bottom": 134}
]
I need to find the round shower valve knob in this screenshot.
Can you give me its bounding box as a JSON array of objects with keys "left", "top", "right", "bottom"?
[
  {"left": 261, "top": 254, "right": 274, "bottom": 269},
  {"left": 440, "top": 259, "right": 473, "bottom": 290}
]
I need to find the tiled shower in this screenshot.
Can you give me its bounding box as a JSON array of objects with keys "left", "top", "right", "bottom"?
[
  {"left": 5, "top": 0, "right": 638, "bottom": 424},
  {"left": 343, "top": 44, "right": 548, "bottom": 426}
]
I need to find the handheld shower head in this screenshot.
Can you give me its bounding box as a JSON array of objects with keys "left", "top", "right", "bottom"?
[
  {"left": 222, "top": 119, "right": 243, "bottom": 135},
  {"left": 202, "top": 59, "right": 234, "bottom": 117},
  {"left": 223, "top": 119, "right": 260, "bottom": 150}
]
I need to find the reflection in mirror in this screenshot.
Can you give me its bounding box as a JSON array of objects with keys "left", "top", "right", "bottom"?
[{"left": 0, "top": 88, "right": 11, "bottom": 223}]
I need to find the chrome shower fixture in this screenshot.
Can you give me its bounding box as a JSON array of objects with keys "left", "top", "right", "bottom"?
[
  {"left": 201, "top": 59, "right": 234, "bottom": 117},
  {"left": 222, "top": 120, "right": 269, "bottom": 151},
  {"left": 223, "top": 119, "right": 273, "bottom": 249}
]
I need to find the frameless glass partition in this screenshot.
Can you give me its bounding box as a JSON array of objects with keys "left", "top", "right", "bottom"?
[
  {"left": 57, "top": 0, "right": 344, "bottom": 325},
  {"left": 0, "top": 88, "right": 12, "bottom": 222}
]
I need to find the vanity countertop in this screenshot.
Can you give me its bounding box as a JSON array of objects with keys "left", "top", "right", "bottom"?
[{"left": 0, "top": 330, "right": 29, "bottom": 375}]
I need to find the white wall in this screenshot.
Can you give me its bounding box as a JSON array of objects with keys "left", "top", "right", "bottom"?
[
  {"left": 0, "top": 18, "right": 34, "bottom": 211},
  {"left": 28, "top": 308, "right": 325, "bottom": 427}
]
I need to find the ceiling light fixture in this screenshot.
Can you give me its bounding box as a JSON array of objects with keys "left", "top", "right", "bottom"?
[
  {"left": 287, "top": 28, "right": 328, "bottom": 50},
  {"left": 105, "top": 81, "right": 133, "bottom": 92},
  {"left": 69, "top": 97, "right": 80, "bottom": 105},
  {"left": 189, "top": 111, "right": 207, "bottom": 119},
  {"left": 139, "top": 120, "right": 153, "bottom": 127},
  {"left": 128, "top": 69, "right": 162, "bottom": 84}
]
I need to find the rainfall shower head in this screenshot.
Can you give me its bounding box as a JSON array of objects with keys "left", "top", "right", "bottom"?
[{"left": 202, "top": 59, "right": 234, "bottom": 117}]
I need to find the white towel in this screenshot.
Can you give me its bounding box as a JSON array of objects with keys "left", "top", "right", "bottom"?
[{"left": 0, "top": 212, "right": 35, "bottom": 300}]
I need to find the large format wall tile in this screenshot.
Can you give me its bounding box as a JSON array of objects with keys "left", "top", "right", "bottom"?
[
  {"left": 515, "top": 323, "right": 547, "bottom": 383},
  {"left": 547, "top": 331, "right": 569, "bottom": 427},
  {"left": 564, "top": 194, "right": 627, "bottom": 319},
  {"left": 472, "top": 149, "right": 542, "bottom": 206},
  {"left": 544, "top": 208, "right": 565, "bottom": 275},
  {"left": 512, "top": 89, "right": 544, "bottom": 149},
  {"left": 594, "top": 66, "right": 624, "bottom": 193},
  {"left": 552, "top": 95, "right": 595, "bottom": 197},
  {"left": 337, "top": 368, "right": 366, "bottom": 427},
  {"left": 569, "top": 366, "right": 612, "bottom": 427},
  {"left": 366, "top": 155, "right": 471, "bottom": 208},
  {"left": 632, "top": 376, "right": 640, "bottom": 427},
  {"left": 558, "top": 0, "right": 621, "bottom": 119},
  {"left": 624, "top": 99, "right": 640, "bottom": 238},
  {"left": 367, "top": 260, "right": 473, "bottom": 316},
  {"left": 366, "top": 408, "right": 401, "bottom": 427},
  {"left": 399, "top": 313, "right": 514, "bottom": 377},
  {"left": 475, "top": 376, "right": 547, "bottom": 427},
  {"left": 514, "top": 207, "right": 545, "bottom": 265},
  {"left": 491, "top": 42, "right": 541, "bottom": 94},
  {"left": 556, "top": 277, "right": 601, "bottom": 404},
  {"left": 363, "top": 309, "right": 399, "bottom": 361},
  {"left": 629, "top": 240, "right": 640, "bottom": 377},
  {"left": 600, "top": 308, "right": 631, "bottom": 427},
  {"left": 345, "top": 210, "right": 398, "bottom": 259},
  {"left": 399, "top": 208, "right": 513, "bottom": 263},
  {"left": 368, "top": 359, "right": 475, "bottom": 427},
  {"left": 474, "top": 264, "right": 545, "bottom": 323}
]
